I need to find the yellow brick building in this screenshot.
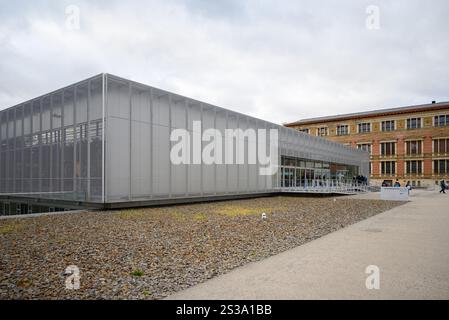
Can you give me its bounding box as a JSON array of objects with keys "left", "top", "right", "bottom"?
[{"left": 284, "top": 101, "right": 449, "bottom": 187}]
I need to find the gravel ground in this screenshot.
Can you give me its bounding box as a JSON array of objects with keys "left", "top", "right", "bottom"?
[{"left": 0, "top": 196, "right": 404, "bottom": 300}]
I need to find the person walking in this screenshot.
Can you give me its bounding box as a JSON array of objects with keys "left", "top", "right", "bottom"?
[
  {"left": 394, "top": 179, "right": 401, "bottom": 187},
  {"left": 440, "top": 180, "right": 447, "bottom": 194},
  {"left": 406, "top": 181, "right": 411, "bottom": 195}
]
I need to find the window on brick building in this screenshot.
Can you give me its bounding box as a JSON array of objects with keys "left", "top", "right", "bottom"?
[
  {"left": 406, "top": 140, "right": 422, "bottom": 155},
  {"left": 381, "top": 120, "right": 395, "bottom": 131},
  {"left": 381, "top": 161, "right": 396, "bottom": 175},
  {"left": 407, "top": 117, "right": 421, "bottom": 129},
  {"left": 433, "top": 138, "right": 449, "bottom": 153},
  {"left": 358, "top": 122, "right": 371, "bottom": 133},
  {"left": 434, "top": 159, "right": 449, "bottom": 175},
  {"left": 317, "top": 127, "right": 328, "bottom": 136},
  {"left": 357, "top": 143, "right": 371, "bottom": 153},
  {"left": 406, "top": 160, "right": 422, "bottom": 174},
  {"left": 434, "top": 115, "right": 449, "bottom": 127},
  {"left": 380, "top": 142, "right": 396, "bottom": 156},
  {"left": 336, "top": 125, "right": 349, "bottom": 136}
]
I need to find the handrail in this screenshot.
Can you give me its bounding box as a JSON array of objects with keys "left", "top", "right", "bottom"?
[{"left": 278, "top": 179, "right": 369, "bottom": 194}]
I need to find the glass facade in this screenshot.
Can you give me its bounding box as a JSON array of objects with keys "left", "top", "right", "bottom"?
[
  {"left": 280, "top": 156, "right": 359, "bottom": 188},
  {"left": 0, "top": 75, "right": 104, "bottom": 202}
]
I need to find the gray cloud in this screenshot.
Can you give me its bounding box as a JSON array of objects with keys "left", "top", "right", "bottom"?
[{"left": 0, "top": 0, "right": 448, "bottom": 124}]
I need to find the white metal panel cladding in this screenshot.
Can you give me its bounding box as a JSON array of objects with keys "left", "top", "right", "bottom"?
[
  {"left": 104, "top": 74, "right": 368, "bottom": 202},
  {"left": 0, "top": 73, "right": 369, "bottom": 205}
]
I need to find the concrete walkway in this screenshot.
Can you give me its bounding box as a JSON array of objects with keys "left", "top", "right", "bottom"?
[{"left": 167, "top": 190, "right": 449, "bottom": 299}]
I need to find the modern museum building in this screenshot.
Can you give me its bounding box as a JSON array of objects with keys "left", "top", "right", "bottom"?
[{"left": 0, "top": 74, "right": 369, "bottom": 214}]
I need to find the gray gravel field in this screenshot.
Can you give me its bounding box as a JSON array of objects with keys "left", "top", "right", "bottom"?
[{"left": 0, "top": 196, "right": 404, "bottom": 300}]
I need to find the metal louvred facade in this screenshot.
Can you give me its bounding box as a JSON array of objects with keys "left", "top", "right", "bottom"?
[{"left": 0, "top": 73, "right": 369, "bottom": 207}]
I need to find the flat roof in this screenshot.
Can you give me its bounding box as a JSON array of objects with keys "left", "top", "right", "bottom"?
[{"left": 284, "top": 101, "right": 449, "bottom": 126}]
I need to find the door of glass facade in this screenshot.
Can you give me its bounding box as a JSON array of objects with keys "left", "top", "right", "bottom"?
[{"left": 280, "top": 156, "right": 359, "bottom": 188}]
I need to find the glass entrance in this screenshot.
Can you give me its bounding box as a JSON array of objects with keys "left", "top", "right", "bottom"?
[
  {"left": 295, "top": 168, "right": 301, "bottom": 187},
  {"left": 304, "top": 169, "right": 313, "bottom": 187},
  {"left": 281, "top": 167, "right": 295, "bottom": 187},
  {"left": 280, "top": 156, "right": 361, "bottom": 189}
]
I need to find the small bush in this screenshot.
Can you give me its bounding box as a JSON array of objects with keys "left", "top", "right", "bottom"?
[
  {"left": 17, "top": 279, "right": 33, "bottom": 288},
  {"left": 0, "top": 223, "right": 23, "bottom": 234},
  {"left": 193, "top": 213, "right": 207, "bottom": 221},
  {"left": 131, "top": 269, "right": 144, "bottom": 277}
]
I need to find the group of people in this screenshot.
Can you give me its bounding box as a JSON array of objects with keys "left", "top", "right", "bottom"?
[
  {"left": 352, "top": 175, "right": 368, "bottom": 185},
  {"left": 383, "top": 179, "right": 448, "bottom": 194},
  {"left": 382, "top": 179, "right": 411, "bottom": 189},
  {"left": 393, "top": 180, "right": 412, "bottom": 194}
]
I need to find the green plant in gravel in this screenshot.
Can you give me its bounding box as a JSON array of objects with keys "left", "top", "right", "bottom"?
[
  {"left": 143, "top": 290, "right": 151, "bottom": 297},
  {"left": 131, "top": 269, "right": 144, "bottom": 277},
  {"left": 0, "top": 223, "right": 23, "bottom": 234},
  {"left": 193, "top": 213, "right": 207, "bottom": 221},
  {"left": 171, "top": 211, "right": 187, "bottom": 221},
  {"left": 16, "top": 279, "right": 33, "bottom": 288},
  {"left": 214, "top": 206, "right": 279, "bottom": 217}
]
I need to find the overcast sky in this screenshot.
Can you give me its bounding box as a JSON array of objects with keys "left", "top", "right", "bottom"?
[{"left": 1, "top": 0, "right": 448, "bottom": 124}]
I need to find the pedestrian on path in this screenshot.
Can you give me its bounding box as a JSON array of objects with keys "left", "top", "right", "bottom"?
[
  {"left": 394, "top": 179, "right": 401, "bottom": 187},
  {"left": 406, "top": 181, "right": 411, "bottom": 195},
  {"left": 440, "top": 180, "right": 447, "bottom": 194}
]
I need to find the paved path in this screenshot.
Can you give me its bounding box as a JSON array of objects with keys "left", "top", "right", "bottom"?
[{"left": 167, "top": 190, "right": 449, "bottom": 299}]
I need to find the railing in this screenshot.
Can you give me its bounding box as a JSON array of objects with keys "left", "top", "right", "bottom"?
[
  {"left": 367, "top": 185, "right": 381, "bottom": 192},
  {"left": 0, "top": 191, "right": 86, "bottom": 201},
  {"left": 278, "top": 179, "right": 369, "bottom": 194}
]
